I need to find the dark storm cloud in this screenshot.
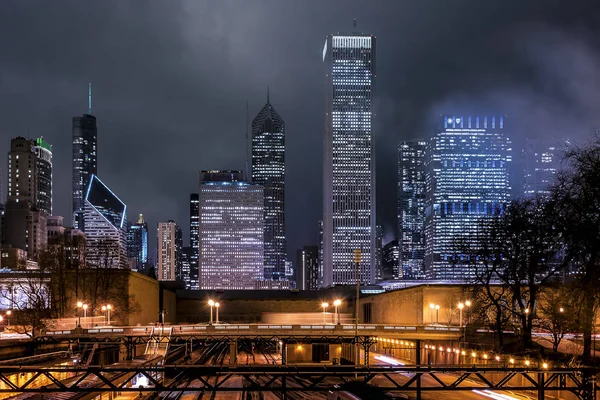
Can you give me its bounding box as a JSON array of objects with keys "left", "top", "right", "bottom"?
[{"left": 0, "top": 0, "right": 599, "bottom": 256}]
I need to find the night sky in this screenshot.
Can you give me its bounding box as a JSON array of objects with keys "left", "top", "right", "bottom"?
[{"left": 1, "top": 1, "right": 599, "bottom": 260}]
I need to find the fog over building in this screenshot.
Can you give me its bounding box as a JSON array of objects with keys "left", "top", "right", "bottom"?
[{"left": 424, "top": 115, "right": 511, "bottom": 280}]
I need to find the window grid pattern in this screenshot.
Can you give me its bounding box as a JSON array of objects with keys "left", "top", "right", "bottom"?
[
  {"left": 72, "top": 114, "right": 97, "bottom": 231},
  {"left": 323, "top": 34, "right": 376, "bottom": 287},
  {"left": 398, "top": 141, "right": 427, "bottom": 279},
  {"left": 424, "top": 115, "right": 511, "bottom": 280},
  {"left": 251, "top": 101, "right": 286, "bottom": 280},
  {"left": 199, "top": 181, "right": 264, "bottom": 290}
]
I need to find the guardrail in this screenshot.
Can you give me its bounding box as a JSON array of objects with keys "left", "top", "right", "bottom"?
[{"left": 43, "top": 324, "right": 461, "bottom": 337}]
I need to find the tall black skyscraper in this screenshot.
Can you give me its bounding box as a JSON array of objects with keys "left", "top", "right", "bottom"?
[
  {"left": 190, "top": 193, "right": 199, "bottom": 285},
  {"left": 251, "top": 92, "right": 286, "bottom": 280},
  {"left": 398, "top": 141, "right": 426, "bottom": 279},
  {"left": 72, "top": 85, "right": 97, "bottom": 231},
  {"left": 33, "top": 138, "right": 52, "bottom": 215}
]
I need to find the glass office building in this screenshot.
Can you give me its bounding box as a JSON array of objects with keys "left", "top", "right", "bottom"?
[
  {"left": 33, "top": 138, "right": 53, "bottom": 215},
  {"left": 84, "top": 175, "right": 128, "bottom": 268},
  {"left": 424, "top": 115, "right": 511, "bottom": 280},
  {"left": 523, "top": 138, "right": 566, "bottom": 198},
  {"left": 127, "top": 214, "right": 148, "bottom": 270},
  {"left": 198, "top": 171, "right": 264, "bottom": 290},
  {"left": 322, "top": 33, "right": 376, "bottom": 287},
  {"left": 251, "top": 94, "right": 286, "bottom": 280},
  {"left": 73, "top": 114, "right": 97, "bottom": 231},
  {"left": 398, "top": 141, "right": 427, "bottom": 279},
  {"left": 157, "top": 221, "right": 182, "bottom": 281}
]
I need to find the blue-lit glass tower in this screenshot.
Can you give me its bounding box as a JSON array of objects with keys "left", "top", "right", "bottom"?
[
  {"left": 84, "top": 175, "right": 128, "bottom": 268},
  {"left": 251, "top": 94, "right": 286, "bottom": 280},
  {"left": 127, "top": 214, "right": 148, "bottom": 270},
  {"left": 424, "top": 115, "right": 512, "bottom": 280},
  {"left": 322, "top": 33, "right": 376, "bottom": 287}
]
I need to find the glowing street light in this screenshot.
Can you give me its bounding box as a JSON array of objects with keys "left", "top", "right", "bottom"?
[
  {"left": 334, "top": 299, "right": 342, "bottom": 325},
  {"left": 208, "top": 299, "right": 215, "bottom": 325},
  {"left": 76, "top": 301, "right": 85, "bottom": 328},
  {"left": 101, "top": 305, "right": 112, "bottom": 326},
  {"left": 5, "top": 310, "right": 11, "bottom": 327},
  {"left": 215, "top": 302, "right": 220, "bottom": 324}
]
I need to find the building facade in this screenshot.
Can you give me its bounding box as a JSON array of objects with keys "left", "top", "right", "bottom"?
[
  {"left": 523, "top": 138, "right": 566, "bottom": 198},
  {"left": 157, "top": 221, "right": 182, "bottom": 281},
  {"left": 189, "top": 193, "right": 199, "bottom": 287},
  {"left": 296, "top": 246, "right": 319, "bottom": 290},
  {"left": 72, "top": 114, "right": 97, "bottom": 231},
  {"left": 33, "top": 138, "right": 52, "bottom": 215},
  {"left": 322, "top": 33, "right": 377, "bottom": 287},
  {"left": 127, "top": 214, "right": 148, "bottom": 270},
  {"left": 4, "top": 137, "right": 47, "bottom": 260},
  {"left": 83, "top": 175, "right": 128, "bottom": 268},
  {"left": 198, "top": 170, "right": 264, "bottom": 290},
  {"left": 382, "top": 240, "right": 400, "bottom": 281},
  {"left": 251, "top": 94, "right": 286, "bottom": 280},
  {"left": 424, "top": 115, "right": 512, "bottom": 280},
  {"left": 398, "top": 141, "right": 427, "bottom": 279}
]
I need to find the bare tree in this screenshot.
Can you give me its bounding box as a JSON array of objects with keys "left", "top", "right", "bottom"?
[
  {"left": 550, "top": 137, "right": 600, "bottom": 363},
  {"left": 0, "top": 261, "right": 52, "bottom": 338},
  {"left": 536, "top": 285, "right": 581, "bottom": 352},
  {"left": 457, "top": 198, "right": 565, "bottom": 350}
]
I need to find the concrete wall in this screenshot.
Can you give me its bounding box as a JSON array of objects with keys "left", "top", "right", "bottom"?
[
  {"left": 177, "top": 298, "right": 353, "bottom": 324},
  {"left": 126, "top": 271, "right": 160, "bottom": 326},
  {"left": 359, "top": 285, "right": 466, "bottom": 325}
]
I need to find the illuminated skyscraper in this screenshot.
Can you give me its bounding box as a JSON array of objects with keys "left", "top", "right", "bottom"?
[
  {"left": 127, "top": 214, "right": 148, "bottom": 270},
  {"left": 157, "top": 221, "right": 182, "bottom": 281},
  {"left": 523, "top": 138, "right": 566, "bottom": 198},
  {"left": 398, "top": 141, "right": 427, "bottom": 279},
  {"left": 296, "top": 246, "right": 319, "bottom": 290},
  {"left": 4, "top": 137, "right": 47, "bottom": 259},
  {"left": 72, "top": 113, "right": 97, "bottom": 231},
  {"left": 424, "top": 115, "right": 511, "bottom": 280},
  {"left": 189, "top": 193, "right": 199, "bottom": 287},
  {"left": 84, "top": 175, "right": 128, "bottom": 268},
  {"left": 33, "top": 138, "right": 52, "bottom": 215},
  {"left": 251, "top": 93, "right": 286, "bottom": 280},
  {"left": 322, "top": 33, "right": 376, "bottom": 287},
  {"left": 198, "top": 170, "right": 264, "bottom": 290}
]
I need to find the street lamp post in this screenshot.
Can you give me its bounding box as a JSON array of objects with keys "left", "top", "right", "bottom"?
[
  {"left": 208, "top": 299, "right": 215, "bottom": 325},
  {"left": 321, "top": 302, "right": 329, "bottom": 324},
  {"left": 83, "top": 304, "right": 88, "bottom": 328},
  {"left": 435, "top": 304, "right": 440, "bottom": 324},
  {"left": 76, "top": 301, "right": 83, "bottom": 328},
  {"left": 106, "top": 305, "right": 112, "bottom": 326},
  {"left": 102, "top": 306, "right": 107, "bottom": 325},
  {"left": 6, "top": 310, "right": 11, "bottom": 327},
  {"left": 334, "top": 299, "right": 342, "bottom": 325},
  {"left": 215, "top": 302, "right": 220, "bottom": 324},
  {"left": 458, "top": 303, "right": 464, "bottom": 327}
]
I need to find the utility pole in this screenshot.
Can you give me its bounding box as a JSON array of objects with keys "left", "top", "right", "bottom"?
[{"left": 354, "top": 249, "right": 361, "bottom": 368}]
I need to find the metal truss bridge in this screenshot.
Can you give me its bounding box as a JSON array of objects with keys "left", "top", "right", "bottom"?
[{"left": 0, "top": 365, "right": 595, "bottom": 400}]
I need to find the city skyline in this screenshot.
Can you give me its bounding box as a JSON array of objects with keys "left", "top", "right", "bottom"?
[{"left": 0, "top": 2, "right": 599, "bottom": 266}]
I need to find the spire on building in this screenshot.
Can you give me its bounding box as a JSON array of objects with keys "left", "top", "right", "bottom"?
[
  {"left": 137, "top": 213, "right": 144, "bottom": 224},
  {"left": 88, "top": 82, "right": 92, "bottom": 114}
]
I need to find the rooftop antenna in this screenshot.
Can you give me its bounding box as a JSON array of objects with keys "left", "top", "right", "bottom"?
[
  {"left": 267, "top": 86, "right": 270, "bottom": 104},
  {"left": 245, "top": 100, "right": 250, "bottom": 182},
  {"left": 353, "top": 18, "right": 356, "bottom": 29},
  {"left": 88, "top": 82, "right": 92, "bottom": 114}
]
